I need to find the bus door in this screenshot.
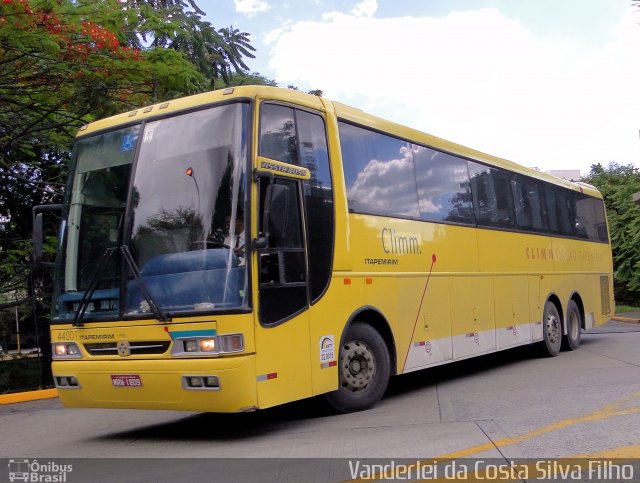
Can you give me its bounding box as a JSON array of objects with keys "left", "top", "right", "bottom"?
[{"left": 253, "top": 172, "right": 313, "bottom": 409}]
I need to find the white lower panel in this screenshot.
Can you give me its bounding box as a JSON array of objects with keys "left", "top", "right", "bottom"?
[
  {"left": 497, "top": 323, "right": 532, "bottom": 350},
  {"left": 403, "top": 324, "right": 537, "bottom": 374},
  {"left": 452, "top": 327, "right": 496, "bottom": 360},
  {"left": 404, "top": 337, "right": 452, "bottom": 373},
  {"left": 532, "top": 320, "right": 543, "bottom": 341}
]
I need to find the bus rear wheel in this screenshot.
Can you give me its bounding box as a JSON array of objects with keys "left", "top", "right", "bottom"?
[
  {"left": 539, "top": 301, "right": 562, "bottom": 357},
  {"left": 325, "top": 322, "right": 390, "bottom": 413},
  {"left": 562, "top": 300, "right": 582, "bottom": 351}
]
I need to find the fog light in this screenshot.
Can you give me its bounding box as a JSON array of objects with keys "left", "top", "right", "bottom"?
[
  {"left": 199, "top": 338, "right": 216, "bottom": 352},
  {"left": 188, "top": 376, "right": 203, "bottom": 387},
  {"left": 56, "top": 376, "right": 80, "bottom": 388},
  {"left": 184, "top": 340, "right": 198, "bottom": 352},
  {"left": 204, "top": 376, "right": 219, "bottom": 388}
]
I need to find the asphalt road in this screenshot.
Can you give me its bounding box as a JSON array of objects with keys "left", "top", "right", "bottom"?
[{"left": 1, "top": 320, "right": 639, "bottom": 482}]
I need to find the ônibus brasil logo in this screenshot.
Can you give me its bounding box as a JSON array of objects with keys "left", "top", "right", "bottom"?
[{"left": 8, "top": 459, "right": 73, "bottom": 482}]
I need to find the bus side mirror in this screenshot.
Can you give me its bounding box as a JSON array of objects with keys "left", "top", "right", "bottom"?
[
  {"left": 33, "top": 213, "right": 44, "bottom": 264},
  {"left": 253, "top": 184, "right": 289, "bottom": 249},
  {"left": 32, "top": 204, "right": 63, "bottom": 267}
]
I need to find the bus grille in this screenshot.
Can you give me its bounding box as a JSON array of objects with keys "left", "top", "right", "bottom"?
[
  {"left": 84, "top": 341, "right": 170, "bottom": 356},
  {"left": 600, "top": 276, "right": 611, "bottom": 316}
]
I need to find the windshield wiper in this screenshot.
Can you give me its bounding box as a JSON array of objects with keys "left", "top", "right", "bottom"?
[
  {"left": 120, "top": 245, "right": 171, "bottom": 323},
  {"left": 73, "top": 247, "right": 117, "bottom": 327},
  {"left": 72, "top": 246, "right": 171, "bottom": 326}
]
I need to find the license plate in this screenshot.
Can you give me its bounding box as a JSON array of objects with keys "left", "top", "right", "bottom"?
[{"left": 111, "top": 374, "right": 142, "bottom": 387}]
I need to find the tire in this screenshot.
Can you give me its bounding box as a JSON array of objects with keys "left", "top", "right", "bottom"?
[
  {"left": 562, "top": 300, "right": 582, "bottom": 351},
  {"left": 538, "top": 301, "right": 562, "bottom": 357},
  {"left": 325, "top": 322, "right": 391, "bottom": 413}
]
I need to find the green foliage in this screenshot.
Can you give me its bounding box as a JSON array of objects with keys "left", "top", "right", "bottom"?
[
  {"left": 582, "top": 163, "right": 640, "bottom": 304},
  {"left": 0, "top": 0, "right": 258, "bottom": 302},
  {"left": 212, "top": 71, "right": 278, "bottom": 89}
]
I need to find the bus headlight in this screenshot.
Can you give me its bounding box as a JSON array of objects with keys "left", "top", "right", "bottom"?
[
  {"left": 184, "top": 340, "right": 199, "bottom": 352},
  {"left": 173, "top": 334, "right": 243, "bottom": 356},
  {"left": 52, "top": 342, "right": 82, "bottom": 359},
  {"left": 199, "top": 339, "right": 217, "bottom": 352}
]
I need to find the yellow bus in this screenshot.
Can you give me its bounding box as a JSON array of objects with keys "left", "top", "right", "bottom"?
[{"left": 37, "top": 86, "right": 613, "bottom": 413}]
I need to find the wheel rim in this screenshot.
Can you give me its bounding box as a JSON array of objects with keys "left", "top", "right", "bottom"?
[
  {"left": 568, "top": 311, "right": 579, "bottom": 340},
  {"left": 340, "top": 340, "right": 376, "bottom": 392},
  {"left": 545, "top": 310, "right": 561, "bottom": 345}
]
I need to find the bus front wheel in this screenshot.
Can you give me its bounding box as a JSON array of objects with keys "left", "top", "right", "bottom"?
[
  {"left": 325, "top": 322, "right": 390, "bottom": 413},
  {"left": 562, "top": 300, "right": 582, "bottom": 351},
  {"left": 539, "top": 301, "right": 562, "bottom": 357}
]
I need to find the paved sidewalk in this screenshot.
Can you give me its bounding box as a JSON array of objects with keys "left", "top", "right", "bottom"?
[{"left": 610, "top": 311, "right": 640, "bottom": 324}]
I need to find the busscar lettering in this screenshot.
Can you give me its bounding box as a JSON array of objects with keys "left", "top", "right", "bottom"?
[{"left": 260, "top": 161, "right": 308, "bottom": 177}]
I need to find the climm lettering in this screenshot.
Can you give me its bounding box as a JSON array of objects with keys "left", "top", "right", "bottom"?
[
  {"left": 381, "top": 228, "right": 421, "bottom": 255},
  {"left": 526, "top": 247, "right": 553, "bottom": 260},
  {"left": 526, "top": 247, "right": 604, "bottom": 263}
]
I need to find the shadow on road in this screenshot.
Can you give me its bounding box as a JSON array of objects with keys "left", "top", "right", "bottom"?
[
  {"left": 94, "top": 345, "right": 544, "bottom": 443},
  {"left": 93, "top": 321, "right": 633, "bottom": 443}
]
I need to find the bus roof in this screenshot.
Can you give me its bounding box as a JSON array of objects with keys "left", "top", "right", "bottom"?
[{"left": 77, "top": 85, "right": 601, "bottom": 199}]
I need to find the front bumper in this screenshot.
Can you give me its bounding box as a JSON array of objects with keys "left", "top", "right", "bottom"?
[{"left": 52, "top": 355, "right": 257, "bottom": 413}]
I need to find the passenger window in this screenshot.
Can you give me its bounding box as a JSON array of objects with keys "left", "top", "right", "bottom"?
[
  {"left": 412, "top": 146, "right": 474, "bottom": 225},
  {"left": 339, "top": 122, "right": 419, "bottom": 218},
  {"left": 468, "top": 163, "right": 515, "bottom": 228},
  {"left": 512, "top": 175, "right": 545, "bottom": 231}
]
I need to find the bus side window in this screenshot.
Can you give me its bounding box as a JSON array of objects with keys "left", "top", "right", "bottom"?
[
  {"left": 259, "top": 103, "right": 335, "bottom": 306},
  {"left": 257, "top": 177, "right": 308, "bottom": 325},
  {"left": 413, "top": 146, "right": 474, "bottom": 225},
  {"left": 468, "top": 162, "right": 495, "bottom": 224},
  {"left": 512, "top": 175, "right": 545, "bottom": 232},
  {"left": 259, "top": 104, "right": 298, "bottom": 165},
  {"left": 468, "top": 163, "right": 515, "bottom": 229}
]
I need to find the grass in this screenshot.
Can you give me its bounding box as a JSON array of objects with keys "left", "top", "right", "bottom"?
[{"left": 615, "top": 305, "right": 640, "bottom": 313}]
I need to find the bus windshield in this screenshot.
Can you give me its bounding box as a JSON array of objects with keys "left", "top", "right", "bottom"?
[{"left": 53, "top": 102, "right": 250, "bottom": 322}]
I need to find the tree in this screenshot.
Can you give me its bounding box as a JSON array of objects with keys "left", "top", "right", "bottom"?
[
  {"left": 0, "top": 0, "right": 207, "bottom": 299},
  {"left": 211, "top": 71, "right": 277, "bottom": 89},
  {"left": 0, "top": 0, "right": 258, "bottom": 304},
  {"left": 582, "top": 163, "right": 640, "bottom": 305}
]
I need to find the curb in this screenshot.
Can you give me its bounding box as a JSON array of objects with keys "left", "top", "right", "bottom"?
[
  {"left": 0, "top": 388, "right": 58, "bottom": 405},
  {"left": 610, "top": 315, "right": 640, "bottom": 324}
]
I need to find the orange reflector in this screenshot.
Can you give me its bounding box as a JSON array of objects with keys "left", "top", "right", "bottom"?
[
  {"left": 344, "top": 278, "right": 351, "bottom": 285},
  {"left": 366, "top": 278, "right": 373, "bottom": 285}
]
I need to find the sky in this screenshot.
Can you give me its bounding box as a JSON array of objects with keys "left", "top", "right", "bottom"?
[{"left": 197, "top": 0, "right": 640, "bottom": 176}]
